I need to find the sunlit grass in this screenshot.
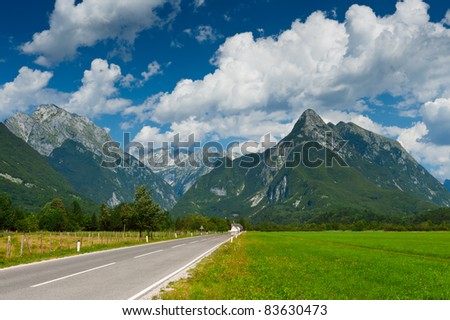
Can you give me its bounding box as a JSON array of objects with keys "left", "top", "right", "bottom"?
[{"left": 159, "top": 231, "right": 450, "bottom": 300}]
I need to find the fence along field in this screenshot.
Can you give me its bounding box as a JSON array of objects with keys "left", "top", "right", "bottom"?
[{"left": 0, "top": 230, "right": 204, "bottom": 268}]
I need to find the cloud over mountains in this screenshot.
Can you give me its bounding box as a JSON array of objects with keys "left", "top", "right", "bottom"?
[{"left": 1, "top": 0, "right": 450, "bottom": 180}]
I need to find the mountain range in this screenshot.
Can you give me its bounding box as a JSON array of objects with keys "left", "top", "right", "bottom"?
[
  {"left": 2, "top": 105, "right": 177, "bottom": 211},
  {"left": 172, "top": 109, "right": 450, "bottom": 223},
  {"left": 1, "top": 105, "right": 449, "bottom": 223}
]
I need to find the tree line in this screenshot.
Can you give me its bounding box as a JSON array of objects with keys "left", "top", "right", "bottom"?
[
  {"left": 0, "top": 185, "right": 231, "bottom": 234},
  {"left": 251, "top": 207, "right": 450, "bottom": 231},
  {"left": 4, "top": 187, "right": 450, "bottom": 233}
]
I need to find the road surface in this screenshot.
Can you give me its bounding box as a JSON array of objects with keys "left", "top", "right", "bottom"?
[{"left": 0, "top": 234, "right": 231, "bottom": 299}]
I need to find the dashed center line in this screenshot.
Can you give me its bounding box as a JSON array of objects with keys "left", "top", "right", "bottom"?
[
  {"left": 134, "top": 249, "right": 164, "bottom": 259},
  {"left": 190, "top": 240, "right": 199, "bottom": 244},
  {"left": 31, "top": 262, "right": 116, "bottom": 288},
  {"left": 172, "top": 243, "right": 186, "bottom": 249}
]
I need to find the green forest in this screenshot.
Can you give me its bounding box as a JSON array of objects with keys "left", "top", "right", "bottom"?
[
  {"left": 2, "top": 183, "right": 450, "bottom": 233},
  {"left": 0, "top": 185, "right": 231, "bottom": 234}
]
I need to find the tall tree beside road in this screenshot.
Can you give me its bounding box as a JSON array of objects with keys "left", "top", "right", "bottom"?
[{"left": 134, "top": 185, "right": 164, "bottom": 238}]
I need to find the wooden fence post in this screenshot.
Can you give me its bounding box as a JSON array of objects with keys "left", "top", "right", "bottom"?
[
  {"left": 40, "top": 234, "right": 43, "bottom": 254},
  {"left": 49, "top": 233, "right": 53, "bottom": 251},
  {"left": 25, "top": 234, "right": 31, "bottom": 253},
  {"left": 67, "top": 232, "right": 70, "bottom": 249},
  {"left": 20, "top": 235, "right": 24, "bottom": 257},
  {"left": 59, "top": 232, "right": 62, "bottom": 249}
]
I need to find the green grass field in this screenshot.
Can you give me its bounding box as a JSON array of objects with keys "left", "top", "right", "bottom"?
[{"left": 159, "top": 231, "right": 450, "bottom": 300}]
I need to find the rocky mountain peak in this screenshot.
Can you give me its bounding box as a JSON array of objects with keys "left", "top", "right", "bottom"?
[
  {"left": 298, "top": 109, "right": 327, "bottom": 126},
  {"left": 283, "top": 108, "right": 330, "bottom": 143},
  {"left": 5, "top": 104, "right": 112, "bottom": 156},
  {"left": 34, "top": 104, "right": 61, "bottom": 118}
]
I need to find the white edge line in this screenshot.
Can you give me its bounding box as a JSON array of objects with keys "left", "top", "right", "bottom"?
[
  {"left": 31, "top": 262, "right": 116, "bottom": 288},
  {"left": 128, "top": 236, "right": 232, "bottom": 300},
  {"left": 171, "top": 244, "right": 186, "bottom": 249},
  {"left": 134, "top": 249, "right": 164, "bottom": 259}
]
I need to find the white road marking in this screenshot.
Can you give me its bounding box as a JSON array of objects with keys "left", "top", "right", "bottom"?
[
  {"left": 128, "top": 236, "right": 233, "bottom": 300},
  {"left": 134, "top": 249, "right": 164, "bottom": 259},
  {"left": 31, "top": 263, "right": 116, "bottom": 288},
  {"left": 189, "top": 240, "right": 199, "bottom": 244},
  {"left": 171, "top": 244, "right": 186, "bottom": 249}
]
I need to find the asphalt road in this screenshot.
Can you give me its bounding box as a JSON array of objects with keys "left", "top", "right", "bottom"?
[{"left": 0, "top": 234, "right": 231, "bottom": 300}]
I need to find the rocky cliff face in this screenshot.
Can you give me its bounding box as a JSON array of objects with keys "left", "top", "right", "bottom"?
[{"left": 5, "top": 104, "right": 111, "bottom": 156}]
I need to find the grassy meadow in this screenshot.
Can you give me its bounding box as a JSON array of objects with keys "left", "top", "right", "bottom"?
[
  {"left": 0, "top": 230, "right": 200, "bottom": 268},
  {"left": 159, "top": 231, "right": 450, "bottom": 300}
]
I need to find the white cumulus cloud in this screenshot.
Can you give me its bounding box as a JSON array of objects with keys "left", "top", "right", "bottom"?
[
  {"left": 129, "top": 0, "right": 450, "bottom": 128},
  {"left": 0, "top": 67, "right": 68, "bottom": 118},
  {"left": 20, "top": 0, "right": 180, "bottom": 67},
  {"left": 0, "top": 59, "right": 133, "bottom": 119},
  {"left": 125, "top": 0, "right": 450, "bottom": 180},
  {"left": 398, "top": 122, "right": 450, "bottom": 181},
  {"left": 65, "top": 59, "right": 132, "bottom": 116},
  {"left": 420, "top": 98, "right": 450, "bottom": 145}
]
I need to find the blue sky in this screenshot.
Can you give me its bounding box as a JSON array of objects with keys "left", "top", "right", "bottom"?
[{"left": 1, "top": 0, "right": 450, "bottom": 181}]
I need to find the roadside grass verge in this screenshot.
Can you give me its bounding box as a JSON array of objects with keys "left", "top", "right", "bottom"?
[
  {"left": 0, "top": 231, "right": 203, "bottom": 268},
  {"left": 158, "top": 231, "right": 450, "bottom": 300}
]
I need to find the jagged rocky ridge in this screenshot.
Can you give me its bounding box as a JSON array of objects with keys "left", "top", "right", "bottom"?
[
  {"left": 148, "top": 149, "right": 213, "bottom": 196},
  {"left": 172, "top": 109, "right": 450, "bottom": 223}
]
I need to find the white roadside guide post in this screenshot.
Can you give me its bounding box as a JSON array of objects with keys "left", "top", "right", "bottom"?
[
  {"left": 76, "top": 240, "right": 81, "bottom": 253},
  {"left": 146, "top": 235, "right": 149, "bottom": 243},
  {"left": 7, "top": 236, "right": 11, "bottom": 257}
]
